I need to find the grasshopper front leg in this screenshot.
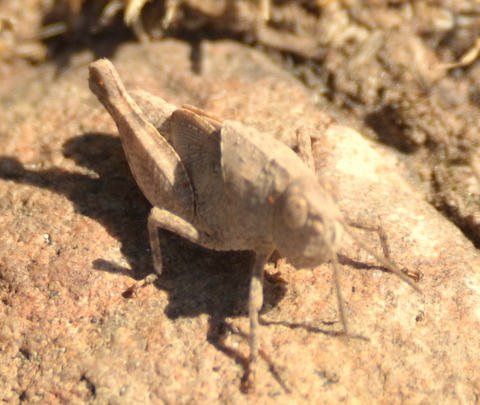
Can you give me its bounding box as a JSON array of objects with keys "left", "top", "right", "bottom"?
[{"left": 245, "top": 248, "right": 274, "bottom": 389}]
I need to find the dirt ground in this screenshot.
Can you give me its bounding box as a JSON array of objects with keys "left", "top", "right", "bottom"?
[{"left": 1, "top": 1, "right": 480, "bottom": 404}]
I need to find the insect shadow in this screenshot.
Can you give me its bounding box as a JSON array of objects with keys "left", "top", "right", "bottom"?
[
  {"left": 0, "top": 132, "right": 378, "bottom": 387},
  {"left": 0, "top": 133, "right": 390, "bottom": 326},
  {"left": 0, "top": 132, "right": 289, "bottom": 320}
]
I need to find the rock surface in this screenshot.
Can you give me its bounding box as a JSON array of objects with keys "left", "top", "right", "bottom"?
[{"left": 0, "top": 40, "right": 479, "bottom": 404}]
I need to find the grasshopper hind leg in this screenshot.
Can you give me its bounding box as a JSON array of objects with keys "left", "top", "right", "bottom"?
[{"left": 147, "top": 206, "right": 216, "bottom": 274}]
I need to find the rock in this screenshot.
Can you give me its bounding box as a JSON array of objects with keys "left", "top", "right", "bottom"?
[{"left": 0, "top": 39, "right": 479, "bottom": 404}]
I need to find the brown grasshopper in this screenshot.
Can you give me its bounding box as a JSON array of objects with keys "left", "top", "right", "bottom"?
[{"left": 88, "top": 59, "right": 420, "bottom": 386}]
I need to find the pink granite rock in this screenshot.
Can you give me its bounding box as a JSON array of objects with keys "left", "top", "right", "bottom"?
[{"left": 0, "top": 40, "right": 478, "bottom": 404}]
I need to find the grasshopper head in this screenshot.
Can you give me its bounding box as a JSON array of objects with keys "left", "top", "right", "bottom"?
[{"left": 274, "top": 177, "right": 343, "bottom": 269}]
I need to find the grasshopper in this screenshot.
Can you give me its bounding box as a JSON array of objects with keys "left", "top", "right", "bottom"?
[{"left": 88, "top": 59, "right": 420, "bottom": 386}]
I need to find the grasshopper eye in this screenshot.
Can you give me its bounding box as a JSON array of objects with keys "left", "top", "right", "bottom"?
[{"left": 283, "top": 195, "right": 308, "bottom": 229}]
